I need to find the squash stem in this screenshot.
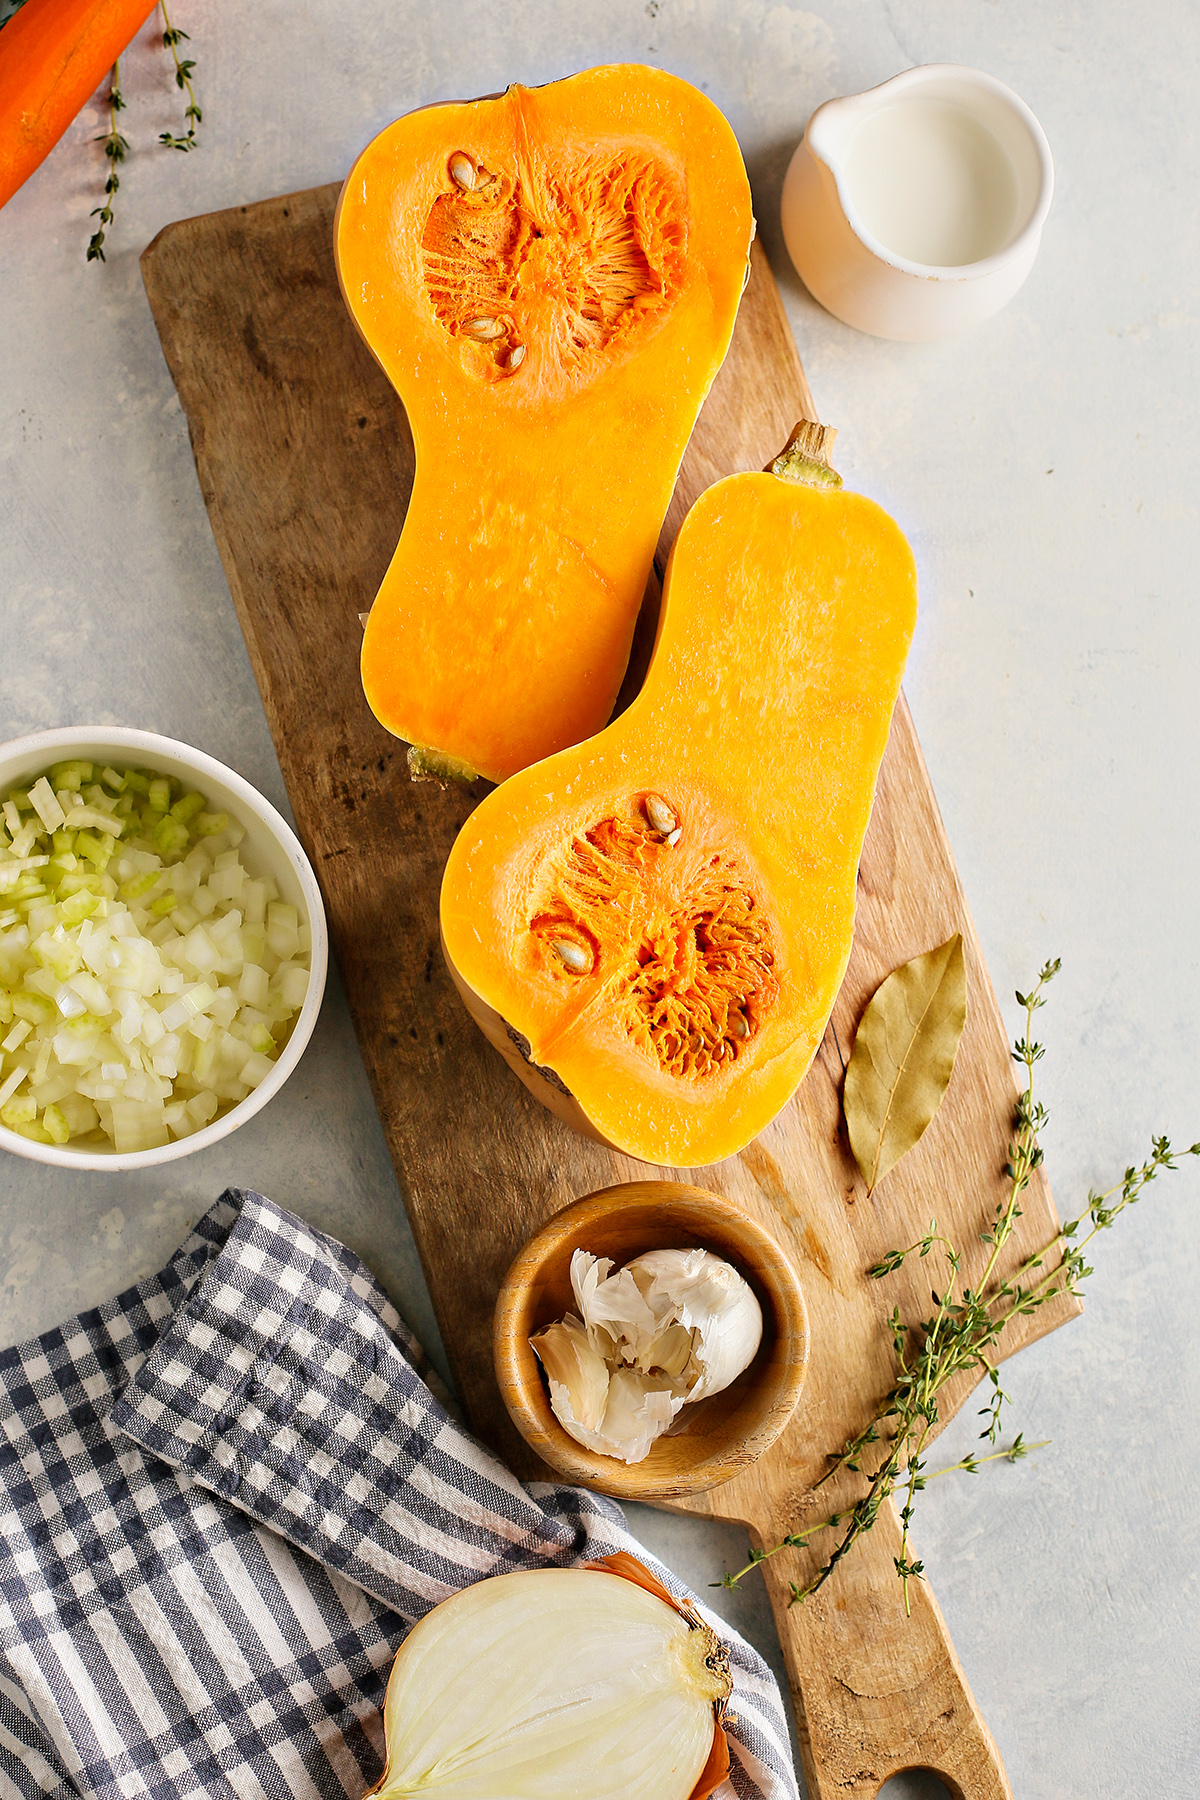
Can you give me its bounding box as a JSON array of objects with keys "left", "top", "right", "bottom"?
[{"left": 768, "top": 420, "right": 842, "bottom": 490}]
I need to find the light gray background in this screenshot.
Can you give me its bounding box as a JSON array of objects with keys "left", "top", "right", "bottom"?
[{"left": 1, "top": 4, "right": 1197, "bottom": 1797}]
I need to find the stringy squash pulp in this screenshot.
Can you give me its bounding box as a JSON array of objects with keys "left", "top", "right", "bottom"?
[
  {"left": 335, "top": 65, "right": 754, "bottom": 783},
  {"left": 440, "top": 425, "right": 918, "bottom": 1167}
]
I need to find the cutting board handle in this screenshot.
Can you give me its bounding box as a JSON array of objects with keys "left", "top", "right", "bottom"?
[{"left": 755, "top": 1498, "right": 1012, "bottom": 1800}]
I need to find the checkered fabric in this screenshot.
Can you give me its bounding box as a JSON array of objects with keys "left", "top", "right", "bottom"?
[{"left": 0, "top": 1189, "right": 798, "bottom": 1800}]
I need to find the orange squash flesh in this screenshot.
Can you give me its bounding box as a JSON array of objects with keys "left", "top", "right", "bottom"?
[
  {"left": 440, "top": 429, "right": 918, "bottom": 1167},
  {"left": 334, "top": 65, "right": 753, "bottom": 784}
]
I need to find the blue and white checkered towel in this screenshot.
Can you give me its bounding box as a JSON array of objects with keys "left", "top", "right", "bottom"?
[{"left": 0, "top": 1189, "right": 798, "bottom": 1800}]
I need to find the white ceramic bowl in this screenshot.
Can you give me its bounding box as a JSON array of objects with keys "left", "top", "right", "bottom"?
[
  {"left": 0, "top": 727, "right": 328, "bottom": 1171},
  {"left": 781, "top": 64, "right": 1054, "bottom": 342}
]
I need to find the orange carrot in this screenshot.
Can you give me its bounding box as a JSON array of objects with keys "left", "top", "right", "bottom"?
[{"left": 0, "top": 0, "right": 158, "bottom": 211}]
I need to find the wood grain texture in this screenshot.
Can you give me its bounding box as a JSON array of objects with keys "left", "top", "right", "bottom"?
[{"left": 141, "top": 182, "right": 1081, "bottom": 1800}]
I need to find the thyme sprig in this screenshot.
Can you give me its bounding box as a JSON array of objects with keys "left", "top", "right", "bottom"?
[
  {"left": 158, "top": 0, "right": 202, "bottom": 151},
  {"left": 715, "top": 960, "right": 1198, "bottom": 1612},
  {"left": 86, "top": 63, "right": 128, "bottom": 262}
]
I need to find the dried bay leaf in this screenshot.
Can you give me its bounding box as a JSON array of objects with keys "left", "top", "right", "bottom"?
[{"left": 844, "top": 933, "right": 967, "bottom": 1194}]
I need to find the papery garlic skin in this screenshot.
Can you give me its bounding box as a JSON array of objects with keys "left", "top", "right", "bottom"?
[
  {"left": 530, "top": 1318, "right": 683, "bottom": 1463},
  {"left": 528, "top": 1315, "right": 609, "bottom": 1433},
  {"left": 624, "top": 1248, "right": 763, "bottom": 1402},
  {"left": 373, "top": 1567, "right": 728, "bottom": 1800},
  {"left": 532, "top": 1246, "right": 764, "bottom": 1464}
]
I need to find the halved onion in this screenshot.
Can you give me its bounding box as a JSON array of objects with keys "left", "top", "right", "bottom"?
[{"left": 370, "top": 1557, "right": 731, "bottom": 1800}]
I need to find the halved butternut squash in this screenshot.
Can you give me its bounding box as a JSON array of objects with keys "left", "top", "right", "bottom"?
[
  {"left": 335, "top": 65, "right": 754, "bottom": 783},
  {"left": 440, "top": 424, "right": 918, "bottom": 1167}
]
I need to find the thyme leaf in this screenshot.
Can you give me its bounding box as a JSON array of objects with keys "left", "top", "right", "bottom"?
[
  {"left": 714, "top": 959, "right": 1198, "bottom": 1611},
  {"left": 87, "top": 63, "right": 128, "bottom": 263},
  {"left": 158, "top": 0, "right": 203, "bottom": 151}
]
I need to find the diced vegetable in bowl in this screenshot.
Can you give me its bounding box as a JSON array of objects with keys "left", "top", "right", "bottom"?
[{"left": 0, "top": 730, "right": 327, "bottom": 1169}]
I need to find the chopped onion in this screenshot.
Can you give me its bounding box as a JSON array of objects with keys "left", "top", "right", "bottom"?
[
  {"left": 0, "top": 761, "right": 311, "bottom": 1151},
  {"left": 371, "top": 1560, "right": 731, "bottom": 1800}
]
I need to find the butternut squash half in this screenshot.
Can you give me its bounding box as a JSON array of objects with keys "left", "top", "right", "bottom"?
[
  {"left": 335, "top": 65, "right": 754, "bottom": 784},
  {"left": 440, "top": 424, "right": 918, "bottom": 1167}
]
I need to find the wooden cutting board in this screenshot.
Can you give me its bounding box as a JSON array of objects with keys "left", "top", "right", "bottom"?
[{"left": 142, "top": 184, "right": 1080, "bottom": 1800}]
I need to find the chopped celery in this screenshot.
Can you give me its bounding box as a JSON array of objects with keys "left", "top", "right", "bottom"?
[
  {"left": 42, "top": 1104, "right": 70, "bottom": 1145},
  {"left": 152, "top": 815, "right": 190, "bottom": 858},
  {"left": 120, "top": 869, "right": 166, "bottom": 902},
  {"left": 1, "top": 1094, "right": 36, "bottom": 1128},
  {"left": 57, "top": 870, "right": 105, "bottom": 898},
  {"left": 65, "top": 805, "right": 123, "bottom": 837},
  {"left": 76, "top": 832, "right": 113, "bottom": 871},
  {"left": 170, "top": 791, "right": 206, "bottom": 825},
  {"left": 147, "top": 778, "right": 173, "bottom": 813},
  {"left": 150, "top": 893, "right": 178, "bottom": 917},
  {"left": 58, "top": 889, "right": 100, "bottom": 927},
  {"left": 15, "top": 1120, "right": 53, "bottom": 1145},
  {"left": 194, "top": 812, "right": 229, "bottom": 838},
  {"left": 49, "top": 762, "right": 94, "bottom": 790}
]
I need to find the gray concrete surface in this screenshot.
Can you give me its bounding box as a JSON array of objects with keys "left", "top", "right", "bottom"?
[{"left": 2, "top": 4, "right": 1198, "bottom": 1796}]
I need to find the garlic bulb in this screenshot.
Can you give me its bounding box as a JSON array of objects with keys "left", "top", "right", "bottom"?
[
  {"left": 371, "top": 1562, "right": 731, "bottom": 1800},
  {"left": 531, "top": 1246, "right": 763, "bottom": 1464}
]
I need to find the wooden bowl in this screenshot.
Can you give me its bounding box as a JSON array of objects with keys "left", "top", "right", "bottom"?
[{"left": 494, "top": 1181, "right": 809, "bottom": 1500}]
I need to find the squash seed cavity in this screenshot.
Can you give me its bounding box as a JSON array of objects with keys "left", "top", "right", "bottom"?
[
  {"left": 528, "top": 800, "right": 776, "bottom": 1081},
  {"left": 422, "top": 149, "right": 685, "bottom": 381}
]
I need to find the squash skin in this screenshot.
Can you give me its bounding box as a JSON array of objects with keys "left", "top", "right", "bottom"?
[
  {"left": 335, "top": 66, "right": 753, "bottom": 783},
  {"left": 440, "top": 460, "right": 918, "bottom": 1168}
]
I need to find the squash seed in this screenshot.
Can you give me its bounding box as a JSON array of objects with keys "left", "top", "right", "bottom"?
[
  {"left": 449, "top": 154, "right": 476, "bottom": 191},
  {"left": 465, "top": 317, "right": 504, "bottom": 340},
  {"left": 551, "top": 937, "right": 590, "bottom": 973},
  {"left": 644, "top": 793, "right": 677, "bottom": 835},
  {"left": 730, "top": 1012, "right": 750, "bottom": 1039},
  {"left": 505, "top": 344, "right": 526, "bottom": 370},
  {"left": 665, "top": 827, "right": 682, "bottom": 847}
]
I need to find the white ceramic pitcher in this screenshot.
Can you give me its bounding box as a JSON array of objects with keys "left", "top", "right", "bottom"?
[{"left": 781, "top": 64, "right": 1054, "bottom": 341}]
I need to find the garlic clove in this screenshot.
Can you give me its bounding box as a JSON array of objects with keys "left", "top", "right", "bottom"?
[
  {"left": 571, "top": 1247, "right": 659, "bottom": 1359},
  {"left": 596, "top": 1368, "right": 684, "bottom": 1463},
  {"left": 530, "top": 1314, "right": 610, "bottom": 1433},
  {"left": 536, "top": 1357, "right": 684, "bottom": 1465},
  {"left": 624, "top": 1248, "right": 763, "bottom": 1401},
  {"left": 535, "top": 1247, "right": 763, "bottom": 1465},
  {"left": 639, "top": 1320, "right": 697, "bottom": 1385}
]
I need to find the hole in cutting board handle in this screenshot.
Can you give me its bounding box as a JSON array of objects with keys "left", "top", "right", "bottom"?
[{"left": 877, "top": 1773, "right": 957, "bottom": 1800}]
